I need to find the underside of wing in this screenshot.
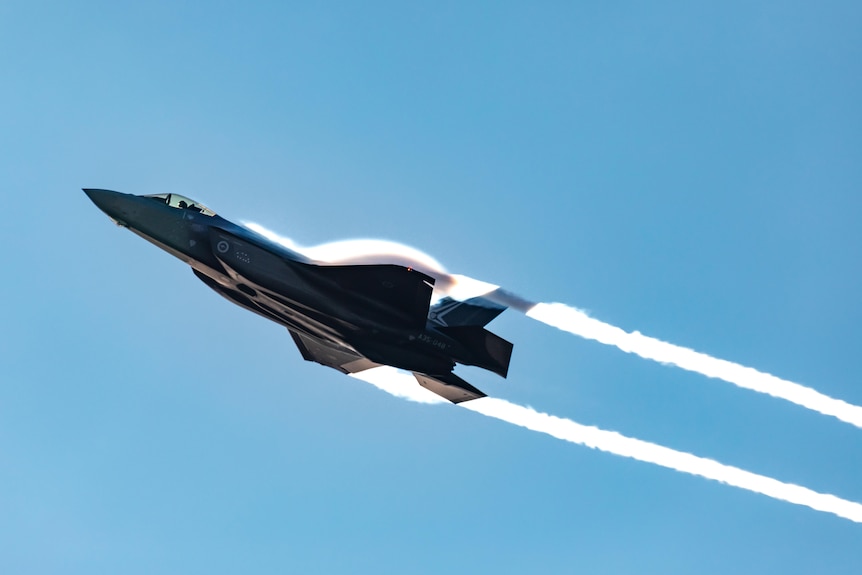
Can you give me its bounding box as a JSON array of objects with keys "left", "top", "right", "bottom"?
[{"left": 289, "top": 329, "right": 379, "bottom": 374}]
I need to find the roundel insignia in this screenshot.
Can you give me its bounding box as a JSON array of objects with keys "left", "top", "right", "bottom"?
[{"left": 216, "top": 240, "right": 230, "bottom": 254}]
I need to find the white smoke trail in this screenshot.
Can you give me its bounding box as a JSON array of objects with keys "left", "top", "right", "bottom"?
[
  {"left": 463, "top": 398, "right": 862, "bottom": 523},
  {"left": 524, "top": 301, "right": 862, "bottom": 429},
  {"left": 352, "top": 367, "right": 862, "bottom": 524}
]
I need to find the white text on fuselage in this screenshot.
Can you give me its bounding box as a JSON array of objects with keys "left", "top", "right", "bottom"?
[{"left": 417, "top": 333, "right": 447, "bottom": 350}]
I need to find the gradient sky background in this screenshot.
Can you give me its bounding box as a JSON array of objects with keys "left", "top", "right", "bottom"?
[{"left": 2, "top": 1, "right": 861, "bottom": 573}]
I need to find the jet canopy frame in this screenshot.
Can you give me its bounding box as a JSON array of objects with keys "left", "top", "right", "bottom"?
[{"left": 144, "top": 193, "right": 217, "bottom": 217}]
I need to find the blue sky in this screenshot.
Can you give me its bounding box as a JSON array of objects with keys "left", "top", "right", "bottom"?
[{"left": 2, "top": 1, "right": 861, "bottom": 573}]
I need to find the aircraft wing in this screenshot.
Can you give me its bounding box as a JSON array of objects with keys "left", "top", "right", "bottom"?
[{"left": 289, "top": 329, "right": 380, "bottom": 374}]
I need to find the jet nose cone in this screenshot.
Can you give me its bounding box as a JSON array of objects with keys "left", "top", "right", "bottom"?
[
  {"left": 83, "top": 188, "right": 133, "bottom": 225},
  {"left": 83, "top": 188, "right": 121, "bottom": 210}
]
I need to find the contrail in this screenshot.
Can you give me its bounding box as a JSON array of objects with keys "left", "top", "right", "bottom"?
[
  {"left": 243, "top": 224, "right": 862, "bottom": 426},
  {"left": 523, "top": 299, "right": 862, "bottom": 429},
  {"left": 351, "top": 367, "right": 862, "bottom": 524}
]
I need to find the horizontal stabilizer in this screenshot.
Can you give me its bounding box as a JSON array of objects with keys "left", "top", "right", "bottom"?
[
  {"left": 437, "top": 325, "right": 513, "bottom": 378},
  {"left": 413, "top": 372, "right": 487, "bottom": 404},
  {"left": 429, "top": 296, "right": 506, "bottom": 327}
]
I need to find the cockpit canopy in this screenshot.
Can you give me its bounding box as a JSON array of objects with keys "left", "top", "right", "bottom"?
[{"left": 143, "top": 193, "right": 217, "bottom": 217}]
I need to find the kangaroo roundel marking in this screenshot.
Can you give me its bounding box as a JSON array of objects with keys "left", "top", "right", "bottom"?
[{"left": 217, "top": 240, "right": 230, "bottom": 254}]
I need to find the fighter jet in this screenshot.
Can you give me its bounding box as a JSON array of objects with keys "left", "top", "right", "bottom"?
[{"left": 84, "top": 189, "right": 512, "bottom": 403}]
